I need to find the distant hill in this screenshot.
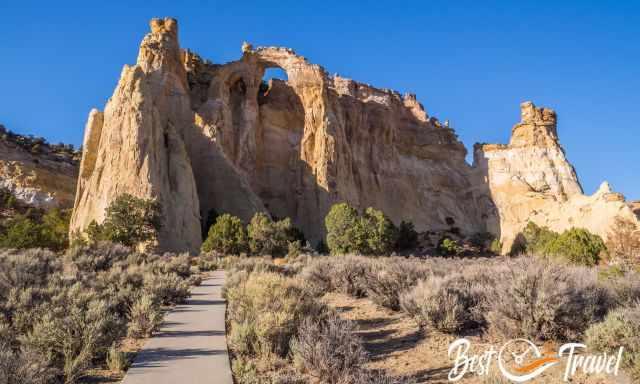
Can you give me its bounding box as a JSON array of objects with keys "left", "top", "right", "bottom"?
[{"left": 0, "top": 123, "right": 79, "bottom": 209}]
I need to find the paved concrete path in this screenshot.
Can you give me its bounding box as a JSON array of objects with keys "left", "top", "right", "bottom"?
[{"left": 121, "top": 270, "right": 233, "bottom": 384}]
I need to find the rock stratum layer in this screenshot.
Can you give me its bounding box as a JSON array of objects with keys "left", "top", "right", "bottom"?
[
  {"left": 0, "top": 125, "right": 78, "bottom": 209},
  {"left": 69, "top": 18, "right": 638, "bottom": 253}
]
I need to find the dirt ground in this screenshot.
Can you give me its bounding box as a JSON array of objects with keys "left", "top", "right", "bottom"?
[{"left": 325, "top": 293, "right": 632, "bottom": 384}]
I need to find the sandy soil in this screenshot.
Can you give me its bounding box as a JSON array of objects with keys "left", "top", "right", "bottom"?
[{"left": 325, "top": 293, "right": 631, "bottom": 384}]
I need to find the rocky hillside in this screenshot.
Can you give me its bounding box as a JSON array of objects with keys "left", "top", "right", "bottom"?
[
  {"left": 0, "top": 124, "right": 79, "bottom": 209},
  {"left": 69, "top": 17, "right": 639, "bottom": 253}
]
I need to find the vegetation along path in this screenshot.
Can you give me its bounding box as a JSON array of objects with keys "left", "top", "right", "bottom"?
[{"left": 121, "top": 270, "right": 233, "bottom": 384}]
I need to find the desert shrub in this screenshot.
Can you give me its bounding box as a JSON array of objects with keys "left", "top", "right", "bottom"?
[
  {"left": 227, "top": 256, "right": 289, "bottom": 276},
  {"left": 547, "top": 228, "right": 605, "bottom": 266},
  {"left": 0, "top": 233, "right": 195, "bottom": 382},
  {"left": 188, "top": 274, "right": 202, "bottom": 286},
  {"left": 586, "top": 303, "right": 640, "bottom": 380},
  {"left": 324, "top": 203, "right": 399, "bottom": 255},
  {"left": 395, "top": 221, "right": 418, "bottom": 251},
  {"left": 0, "top": 207, "right": 70, "bottom": 251},
  {"left": 197, "top": 256, "right": 219, "bottom": 272},
  {"left": 290, "top": 316, "right": 368, "bottom": 383},
  {"left": 438, "top": 238, "right": 460, "bottom": 256},
  {"left": 86, "top": 193, "right": 162, "bottom": 247},
  {"left": 489, "top": 238, "right": 502, "bottom": 254},
  {"left": 38, "top": 209, "right": 71, "bottom": 252},
  {"left": 400, "top": 273, "right": 486, "bottom": 334},
  {"left": 287, "top": 240, "right": 303, "bottom": 259},
  {"left": 0, "top": 215, "right": 43, "bottom": 250},
  {"left": 225, "top": 272, "right": 326, "bottom": 360},
  {"left": 602, "top": 270, "right": 640, "bottom": 307},
  {"left": 143, "top": 272, "right": 190, "bottom": 305},
  {"left": 325, "top": 203, "right": 362, "bottom": 255},
  {"left": 65, "top": 242, "right": 131, "bottom": 273},
  {"left": 344, "top": 371, "right": 415, "bottom": 384},
  {"left": 0, "top": 248, "right": 61, "bottom": 293},
  {"left": 231, "top": 357, "right": 260, "bottom": 384},
  {"left": 156, "top": 253, "right": 192, "bottom": 278},
  {"left": 106, "top": 343, "right": 128, "bottom": 373},
  {"left": 487, "top": 258, "right": 612, "bottom": 341},
  {"left": 364, "top": 258, "right": 431, "bottom": 310},
  {"left": 519, "top": 221, "right": 558, "bottom": 255},
  {"left": 247, "top": 213, "right": 297, "bottom": 257},
  {"left": 299, "top": 257, "right": 334, "bottom": 296},
  {"left": 302, "top": 255, "right": 433, "bottom": 301},
  {"left": 327, "top": 256, "right": 372, "bottom": 297},
  {"left": 127, "top": 293, "right": 162, "bottom": 338},
  {"left": 360, "top": 208, "right": 399, "bottom": 255},
  {"left": 201, "top": 214, "right": 248, "bottom": 255},
  {"left": 606, "top": 217, "right": 640, "bottom": 268},
  {"left": 0, "top": 340, "right": 54, "bottom": 384},
  {"left": 21, "top": 283, "right": 119, "bottom": 383}
]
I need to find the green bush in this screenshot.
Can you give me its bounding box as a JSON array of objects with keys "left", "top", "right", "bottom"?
[
  {"left": 325, "top": 203, "right": 362, "bottom": 255},
  {"left": 0, "top": 209, "right": 71, "bottom": 251},
  {"left": 247, "top": 212, "right": 297, "bottom": 257},
  {"left": 361, "top": 207, "right": 399, "bottom": 255},
  {"left": 0, "top": 215, "right": 44, "bottom": 249},
  {"left": 489, "top": 238, "right": 502, "bottom": 254},
  {"left": 438, "top": 238, "right": 460, "bottom": 256},
  {"left": 324, "top": 203, "right": 399, "bottom": 255},
  {"left": 520, "top": 221, "right": 558, "bottom": 255},
  {"left": 86, "top": 194, "right": 162, "bottom": 247},
  {"left": 547, "top": 228, "right": 605, "bottom": 266},
  {"left": 39, "top": 209, "right": 71, "bottom": 251},
  {"left": 201, "top": 214, "right": 248, "bottom": 254}
]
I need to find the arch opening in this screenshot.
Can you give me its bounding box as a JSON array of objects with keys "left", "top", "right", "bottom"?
[{"left": 259, "top": 67, "right": 289, "bottom": 97}]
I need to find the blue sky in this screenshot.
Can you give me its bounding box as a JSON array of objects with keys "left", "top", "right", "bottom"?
[{"left": 1, "top": 1, "right": 638, "bottom": 199}]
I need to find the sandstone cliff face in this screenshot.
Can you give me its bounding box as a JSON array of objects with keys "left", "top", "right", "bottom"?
[
  {"left": 0, "top": 125, "right": 78, "bottom": 208},
  {"left": 473, "top": 102, "right": 638, "bottom": 252},
  {"left": 70, "top": 18, "right": 486, "bottom": 252},
  {"left": 70, "top": 18, "right": 637, "bottom": 253}
]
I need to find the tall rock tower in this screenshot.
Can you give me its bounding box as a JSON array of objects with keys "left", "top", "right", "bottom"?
[
  {"left": 70, "top": 18, "right": 202, "bottom": 253},
  {"left": 474, "top": 101, "right": 637, "bottom": 252}
]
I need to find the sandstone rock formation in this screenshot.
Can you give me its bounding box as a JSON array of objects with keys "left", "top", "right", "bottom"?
[
  {"left": 0, "top": 124, "right": 78, "bottom": 208},
  {"left": 473, "top": 102, "right": 639, "bottom": 252},
  {"left": 70, "top": 18, "right": 638, "bottom": 253},
  {"left": 70, "top": 18, "right": 486, "bottom": 253},
  {"left": 70, "top": 18, "right": 201, "bottom": 252}
]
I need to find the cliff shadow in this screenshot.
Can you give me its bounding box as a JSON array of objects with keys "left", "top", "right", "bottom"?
[{"left": 469, "top": 144, "right": 503, "bottom": 251}]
